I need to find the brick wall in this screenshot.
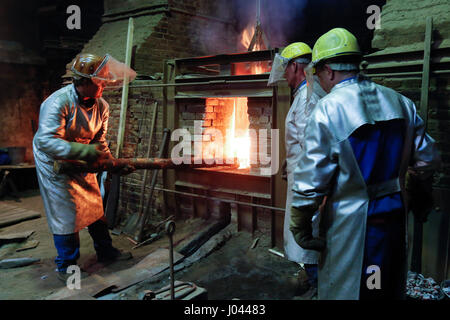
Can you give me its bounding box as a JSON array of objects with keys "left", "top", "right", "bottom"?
[
  {"left": 66, "top": 0, "right": 238, "bottom": 77},
  {"left": 247, "top": 97, "right": 272, "bottom": 170},
  {"left": 372, "top": 0, "right": 450, "bottom": 51},
  {"left": 0, "top": 63, "right": 44, "bottom": 163},
  {"left": 102, "top": 80, "right": 167, "bottom": 228}
]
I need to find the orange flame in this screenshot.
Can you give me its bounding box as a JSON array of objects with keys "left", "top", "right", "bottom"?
[
  {"left": 235, "top": 24, "right": 271, "bottom": 75},
  {"left": 204, "top": 97, "right": 252, "bottom": 169},
  {"left": 240, "top": 24, "right": 254, "bottom": 51},
  {"left": 226, "top": 97, "right": 251, "bottom": 169}
]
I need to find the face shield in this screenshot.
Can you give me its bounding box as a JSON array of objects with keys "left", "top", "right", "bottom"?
[
  {"left": 71, "top": 54, "right": 137, "bottom": 90},
  {"left": 267, "top": 53, "right": 291, "bottom": 86},
  {"left": 304, "top": 62, "right": 316, "bottom": 102},
  {"left": 268, "top": 53, "right": 312, "bottom": 87}
]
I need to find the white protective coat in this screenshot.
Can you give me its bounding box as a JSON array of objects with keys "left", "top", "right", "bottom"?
[
  {"left": 32, "top": 84, "right": 111, "bottom": 235},
  {"left": 291, "top": 77, "right": 440, "bottom": 299},
  {"left": 284, "top": 80, "right": 326, "bottom": 264}
]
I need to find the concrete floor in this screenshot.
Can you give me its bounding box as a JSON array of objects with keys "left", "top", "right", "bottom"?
[{"left": 0, "top": 189, "right": 307, "bottom": 300}]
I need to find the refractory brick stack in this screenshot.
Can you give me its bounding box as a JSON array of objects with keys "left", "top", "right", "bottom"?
[{"left": 177, "top": 97, "right": 273, "bottom": 170}]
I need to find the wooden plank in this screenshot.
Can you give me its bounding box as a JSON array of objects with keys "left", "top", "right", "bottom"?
[
  {"left": 0, "top": 207, "right": 33, "bottom": 217},
  {"left": 0, "top": 203, "right": 15, "bottom": 210},
  {"left": 0, "top": 203, "right": 41, "bottom": 216},
  {"left": 16, "top": 240, "right": 39, "bottom": 252},
  {"left": 61, "top": 292, "right": 97, "bottom": 300},
  {"left": 0, "top": 208, "right": 41, "bottom": 219},
  {"left": 109, "top": 248, "right": 183, "bottom": 292},
  {"left": 0, "top": 203, "right": 19, "bottom": 210},
  {"left": 0, "top": 230, "right": 34, "bottom": 241},
  {"left": 0, "top": 210, "right": 41, "bottom": 221},
  {"left": 0, "top": 211, "right": 41, "bottom": 228},
  {"left": 46, "top": 248, "right": 183, "bottom": 300},
  {"left": 45, "top": 274, "right": 116, "bottom": 300}
]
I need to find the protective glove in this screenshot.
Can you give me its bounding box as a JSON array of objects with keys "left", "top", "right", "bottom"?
[
  {"left": 405, "top": 171, "right": 434, "bottom": 223},
  {"left": 290, "top": 205, "right": 325, "bottom": 251},
  {"left": 68, "top": 142, "right": 102, "bottom": 162}
]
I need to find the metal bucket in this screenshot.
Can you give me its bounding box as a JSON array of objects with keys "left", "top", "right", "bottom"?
[{"left": 7, "top": 147, "right": 26, "bottom": 165}]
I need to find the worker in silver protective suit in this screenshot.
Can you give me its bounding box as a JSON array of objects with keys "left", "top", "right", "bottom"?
[
  {"left": 268, "top": 42, "right": 326, "bottom": 297},
  {"left": 289, "top": 28, "right": 441, "bottom": 300},
  {"left": 33, "top": 53, "right": 137, "bottom": 282}
]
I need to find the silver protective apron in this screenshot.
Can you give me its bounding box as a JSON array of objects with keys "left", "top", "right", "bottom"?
[
  {"left": 284, "top": 80, "right": 326, "bottom": 264},
  {"left": 32, "top": 84, "right": 111, "bottom": 235},
  {"left": 292, "top": 76, "right": 440, "bottom": 300}
]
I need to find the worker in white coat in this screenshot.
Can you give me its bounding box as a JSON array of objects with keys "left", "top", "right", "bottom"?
[
  {"left": 268, "top": 42, "right": 326, "bottom": 295},
  {"left": 33, "top": 53, "right": 136, "bottom": 282},
  {"left": 289, "top": 28, "right": 441, "bottom": 299}
]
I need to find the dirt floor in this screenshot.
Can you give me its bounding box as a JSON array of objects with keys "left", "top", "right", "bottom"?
[{"left": 0, "top": 189, "right": 311, "bottom": 300}]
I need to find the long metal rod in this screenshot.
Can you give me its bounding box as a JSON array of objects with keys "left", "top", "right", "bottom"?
[
  {"left": 154, "top": 186, "right": 285, "bottom": 212},
  {"left": 129, "top": 78, "right": 269, "bottom": 88},
  {"left": 411, "top": 17, "right": 433, "bottom": 275},
  {"left": 53, "top": 157, "right": 235, "bottom": 174},
  {"left": 256, "top": 0, "right": 261, "bottom": 26},
  {"left": 116, "top": 17, "right": 134, "bottom": 158}
]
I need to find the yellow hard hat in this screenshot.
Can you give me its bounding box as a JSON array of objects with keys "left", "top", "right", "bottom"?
[
  {"left": 311, "top": 28, "right": 361, "bottom": 65},
  {"left": 280, "top": 42, "right": 312, "bottom": 60}
]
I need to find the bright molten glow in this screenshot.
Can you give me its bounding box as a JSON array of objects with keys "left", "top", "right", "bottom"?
[
  {"left": 228, "top": 98, "right": 250, "bottom": 169},
  {"left": 217, "top": 97, "right": 251, "bottom": 169}
]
